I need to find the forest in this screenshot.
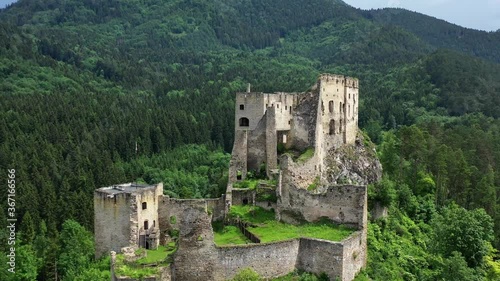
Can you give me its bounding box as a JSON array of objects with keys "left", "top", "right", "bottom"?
[{"left": 0, "top": 0, "right": 499, "bottom": 280}]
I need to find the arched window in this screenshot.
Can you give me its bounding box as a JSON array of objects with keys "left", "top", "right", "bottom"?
[
  {"left": 142, "top": 202, "right": 147, "bottom": 210},
  {"left": 339, "top": 102, "right": 342, "bottom": 113},
  {"left": 329, "top": 101, "right": 334, "bottom": 113},
  {"left": 239, "top": 117, "right": 249, "bottom": 127},
  {"left": 144, "top": 220, "right": 149, "bottom": 230},
  {"left": 240, "top": 104, "right": 244, "bottom": 110},
  {"left": 329, "top": 120, "right": 335, "bottom": 135},
  {"left": 339, "top": 118, "right": 343, "bottom": 133}
]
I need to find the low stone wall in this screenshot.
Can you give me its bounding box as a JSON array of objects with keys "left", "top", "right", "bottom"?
[
  {"left": 217, "top": 240, "right": 300, "bottom": 280},
  {"left": 296, "top": 238, "right": 344, "bottom": 280},
  {"left": 341, "top": 231, "right": 366, "bottom": 281},
  {"left": 278, "top": 164, "right": 367, "bottom": 228}
]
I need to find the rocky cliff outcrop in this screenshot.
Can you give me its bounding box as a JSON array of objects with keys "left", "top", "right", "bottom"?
[{"left": 324, "top": 130, "right": 382, "bottom": 186}]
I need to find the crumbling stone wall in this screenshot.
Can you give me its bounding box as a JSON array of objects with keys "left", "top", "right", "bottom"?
[
  {"left": 287, "top": 91, "right": 319, "bottom": 152},
  {"left": 296, "top": 231, "right": 365, "bottom": 281},
  {"left": 263, "top": 92, "right": 296, "bottom": 131},
  {"left": 94, "top": 192, "right": 133, "bottom": 258},
  {"left": 158, "top": 197, "right": 225, "bottom": 242},
  {"left": 228, "top": 130, "right": 248, "bottom": 182},
  {"left": 172, "top": 205, "right": 221, "bottom": 281},
  {"left": 231, "top": 189, "right": 255, "bottom": 206},
  {"left": 341, "top": 231, "right": 366, "bottom": 281},
  {"left": 278, "top": 161, "right": 367, "bottom": 228},
  {"left": 216, "top": 240, "right": 300, "bottom": 280},
  {"left": 247, "top": 112, "right": 268, "bottom": 172},
  {"left": 278, "top": 154, "right": 319, "bottom": 191},
  {"left": 206, "top": 198, "right": 226, "bottom": 221},
  {"left": 296, "top": 238, "right": 344, "bottom": 280},
  {"left": 265, "top": 107, "right": 278, "bottom": 174}
]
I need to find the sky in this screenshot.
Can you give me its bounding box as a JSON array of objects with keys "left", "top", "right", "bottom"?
[
  {"left": 343, "top": 0, "right": 500, "bottom": 31},
  {"left": 0, "top": 0, "right": 498, "bottom": 31}
]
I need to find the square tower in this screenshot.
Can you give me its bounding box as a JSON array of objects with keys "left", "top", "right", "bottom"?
[{"left": 94, "top": 183, "right": 163, "bottom": 258}]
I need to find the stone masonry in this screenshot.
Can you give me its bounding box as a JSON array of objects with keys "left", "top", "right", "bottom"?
[{"left": 96, "top": 74, "right": 380, "bottom": 281}]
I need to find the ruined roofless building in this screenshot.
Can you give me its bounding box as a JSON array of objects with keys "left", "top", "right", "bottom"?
[
  {"left": 94, "top": 183, "right": 163, "bottom": 258},
  {"left": 228, "top": 74, "right": 359, "bottom": 183}
]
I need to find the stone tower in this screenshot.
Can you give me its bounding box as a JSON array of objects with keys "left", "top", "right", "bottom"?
[
  {"left": 94, "top": 183, "right": 163, "bottom": 258},
  {"left": 228, "top": 74, "right": 359, "bottom": 184}
]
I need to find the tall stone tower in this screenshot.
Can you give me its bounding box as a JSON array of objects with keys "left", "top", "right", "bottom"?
[
  {"left": 227, "top": 74, "right": 359, "bottom": 186},
  {"left": 314, "top": 74, "right": 359, "bottom": 172}
]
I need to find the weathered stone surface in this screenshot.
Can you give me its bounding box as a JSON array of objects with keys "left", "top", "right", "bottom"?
[
  {"left": 324, "top": 131, "right": 382, "bottom": 186},
  {"left": 297, "top": 238, "right": 344, "bottom": 280},
  {"left": 94, "top": 183, "right": 164, "bottom": 258},
  {"left": 217, "top": 240, "right": 300, "bottom": 280},
  {"left": 158, "top": 197, "right": 225, "bottom": 243},
  {"left": 173, "top": 206, "right": 220, "bottom": 281}
]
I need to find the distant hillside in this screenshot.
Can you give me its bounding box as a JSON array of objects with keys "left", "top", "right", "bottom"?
[{"left": 363, "top": 8, "right": 500, "bottom": 63}]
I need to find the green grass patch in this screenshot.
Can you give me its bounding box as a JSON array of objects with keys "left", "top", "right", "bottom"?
[
  {"left": 114, "top": 254, "right": 159, "bottom": 279},
  {"left": 213, "top": 221, "right": 251, "bottom": 246},
  {"left": 229, "top": 206, "right": 354, "bottom": 243},
  {"left": 296, "top": 148, "right": 315, "bottom": 163},
  {"left": 307, "top": 176, "right": 320, "bottom": 191},
  {"left": 233, "top": 179, "right": 260, "bottom": 189},
  {"left": 136, "top": 245, "right": 175, "bottom": 265},
  {"left": 115, "top": 243, "right": 177, "bottom": 278},
  {"left": 256, "top": 190, "right": 277, "bottom": 203},
  {"left": 271, "top": 270, "right": 329, "bottom": 280},
  {"left": 229, "top": 205, "right": 276, "bottom": 223}
]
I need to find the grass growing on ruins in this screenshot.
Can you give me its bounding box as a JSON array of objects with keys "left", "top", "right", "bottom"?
[
  {"left": 213, "top": 221, "right": 251, "bottom": 245},
  {"left": 296, "top": 148, "right": 315, "bottom": 163},
  {"left": 115, "top": 243, "right": 177, "bottom": 278},
  {"left": 229, "top": 205, "right": 354, "bottom": 243},
  {"left": 115, "top": 254, "right": 159, "bottom": 278},
  {"left": 307, "top": 176, "right": 320, "bottom": 191},
  {"left": 233, "top": 178, "right": 260, "bottom": 189},
  {"left": 229, "top": 205, "right": 276, "bottom": 223},
  {"left": 136, "top": 243, "right": 176, "bottom": 264}
]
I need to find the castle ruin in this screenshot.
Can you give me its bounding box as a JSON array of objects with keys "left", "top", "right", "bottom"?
[{"left": 94, "top": 74, "right": 382, "bottom": 281}]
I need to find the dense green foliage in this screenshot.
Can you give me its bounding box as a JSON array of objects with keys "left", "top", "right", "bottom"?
[{"left": 0, "top": 0, "right": 500, "bottom": 279}]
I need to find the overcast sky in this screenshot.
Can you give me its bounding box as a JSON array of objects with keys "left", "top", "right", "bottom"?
[
  {"left": 343, "top": 0, "right": 500, "bottom": 31},
  {"left": 0, "top": 0, "right": 499, "bottom": 31}
]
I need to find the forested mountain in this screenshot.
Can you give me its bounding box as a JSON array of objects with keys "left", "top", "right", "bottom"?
[
  {"left": 0, "top": 0, "right": 499, "bottom": 280},
  {"left": 363, "top": 8, "right": 500, "bottom": 63}
]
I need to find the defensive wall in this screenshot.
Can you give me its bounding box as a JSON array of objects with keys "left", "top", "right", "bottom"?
[{"left": 170, "top": 202, "right": 367, "bottom": 281}]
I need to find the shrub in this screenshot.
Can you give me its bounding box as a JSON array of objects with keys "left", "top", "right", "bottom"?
[
  {"left": 170, "top": 216, "right": 177, "bottom": 224},
  {"left": 232, "top": 268, "right": 260, "bottom": 281}
]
